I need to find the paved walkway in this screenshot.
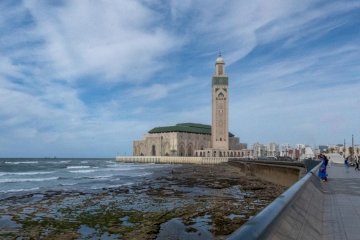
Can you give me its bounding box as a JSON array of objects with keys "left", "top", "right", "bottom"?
[{"left": 323, "top": 163, "right": 360, "bottom": 240}]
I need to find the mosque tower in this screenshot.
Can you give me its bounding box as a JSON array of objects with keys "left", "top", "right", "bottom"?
[{"left": 211, "top": 54, "right": 229, "bottom": 150}]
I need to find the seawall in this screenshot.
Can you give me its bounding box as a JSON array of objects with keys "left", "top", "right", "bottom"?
[
  {"left": 116, "top": 156, "right": 306, "bottom": 187},
  {"left": 116, "top": 156, "right": 228, "bottom": 164},
  {"left": 228, "top": 164, "right": 322, "bottom": 240},
  {"left": 229, "top": 160, "right": 306, "bottom": 187}
]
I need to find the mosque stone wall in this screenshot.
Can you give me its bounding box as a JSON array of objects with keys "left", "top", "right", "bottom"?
[{"left": 133, "top": 132, "right": 212, "bottom": 157}]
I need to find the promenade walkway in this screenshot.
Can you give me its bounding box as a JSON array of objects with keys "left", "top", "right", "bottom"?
[{"left": 323, "top": 163, "right": 360, "bottom": 240}]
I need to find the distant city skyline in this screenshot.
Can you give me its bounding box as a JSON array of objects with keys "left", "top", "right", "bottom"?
[{"left": 0, "top": 1, "right": 359, "bottom": 157}]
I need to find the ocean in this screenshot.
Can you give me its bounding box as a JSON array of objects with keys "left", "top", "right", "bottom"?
[{"left": 0, "top": 158, "right": 168, "bottom": 198}]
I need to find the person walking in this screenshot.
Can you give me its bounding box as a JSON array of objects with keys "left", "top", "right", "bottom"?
[
  {"left": 355, "top": 156, "right": 359, "bottom": 171},
  {"left": 318, "top": 154, "right": 328, "bottom": 182},
  {"left": 345, "top": 156, "right": 350, "bottom": 173}
]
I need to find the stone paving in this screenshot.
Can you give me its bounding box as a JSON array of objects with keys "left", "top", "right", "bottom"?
[{"left": 322, "top": 163, "right": 360, "bottom": 240}]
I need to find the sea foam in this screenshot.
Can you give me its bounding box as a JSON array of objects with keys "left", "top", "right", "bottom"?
[
  {"left": 69, "top": 170, "right": 96, "bottom": 173},
  {"left": 0, "top": 177, "right": 58, "bottom": 183},
  {"left": 5, "top": 161, "right": 39, "bottom": 165},
  {"left": 0, "top": 187, "right": 40, "bottom": 193},
  {"left": 0, "top": 171, "right": 55, "bottom": 176},
  {"left": 66, "top": 166, "right": 90, "bottom": 169}
]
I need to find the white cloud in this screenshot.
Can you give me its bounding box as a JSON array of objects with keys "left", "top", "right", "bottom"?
[
  {"left": 229, "top": 81, "right": 360, "bottom": 145},
  {"left": 0, "top": 57, "right": 23, "bottom": 79},
  {"left": 131, "top": 84, "right": 169, "bottom": 101},
  {"left": 231, "top": 43, "right": 360, "bottom": 94},
  {"left": 0, "top": 82, "right": 153, "bottom": 156},
  {"left": 180, "top": 0, "right": 312, "bottom": 63},
  {"left": 0, "top": 0, "right": 359, "bottom": 156},
  {"left": 167, "top": 0, "right": 360, "bottom": 66},
  {"left": 169, "top": 0, "right": 193, "bottom": 22},
  {"left": 22, "top": 0, "right": 181, "bottom": 82},
  {"left": 130, "top": 77, "right": 193, "bottom": 101},
  {"left": 0, "top": 0, "right": 188, "bottom": 156}
]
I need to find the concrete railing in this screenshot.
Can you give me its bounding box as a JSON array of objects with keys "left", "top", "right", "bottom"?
[
  {"left": 228, "top": 162, "right": 322, "bottom": 240},
  {"left": 116, "top": 156, "right": 228, "bottom": 164}
]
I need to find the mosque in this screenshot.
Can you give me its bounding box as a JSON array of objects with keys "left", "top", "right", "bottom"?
[{"left": 133, "top": 55, "right": 245, "bottom": 158}]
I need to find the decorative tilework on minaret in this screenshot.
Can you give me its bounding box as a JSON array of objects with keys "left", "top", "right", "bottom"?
[{"left": 211, "top": 53, "right": 229, "bottom": 150}]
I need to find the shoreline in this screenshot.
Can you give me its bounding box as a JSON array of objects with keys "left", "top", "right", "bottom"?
[{"left": 0, "top": 162, "right": 286, "bottom": 239}]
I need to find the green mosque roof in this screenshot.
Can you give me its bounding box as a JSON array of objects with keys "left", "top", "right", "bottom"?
[{"left": 148, "top": 123, "right": 235, "bottom": 137}]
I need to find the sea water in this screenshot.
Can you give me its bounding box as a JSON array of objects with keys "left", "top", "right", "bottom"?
[{"left": 0, "top": 158, "right": 166, "bottom": 198}]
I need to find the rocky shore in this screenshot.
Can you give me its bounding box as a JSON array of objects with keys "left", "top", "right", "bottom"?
[{"left": 0, "top": 163, "right": 286, "bottom": 239}]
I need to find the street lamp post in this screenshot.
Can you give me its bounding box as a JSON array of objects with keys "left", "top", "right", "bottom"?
[{"left": 352, "top": 134, "right": 354, "bottom": 162}]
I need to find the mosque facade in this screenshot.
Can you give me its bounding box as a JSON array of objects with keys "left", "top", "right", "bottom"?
[{"left": 133, "top": 55, "right": 244, "bottom": 157}]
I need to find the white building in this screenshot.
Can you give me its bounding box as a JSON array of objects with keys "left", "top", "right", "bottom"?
[
  {"left": 280, "top": 144, "right": 291, "bottom": 157},
  {"left": 265, "top": 143, "right": 279, "bottom": 157},
  {"left": 251, "top": 143, "right": 265, "bottom": 158},
  {"left": 300, "top": 146, "right": 315, "bottom": 160}
]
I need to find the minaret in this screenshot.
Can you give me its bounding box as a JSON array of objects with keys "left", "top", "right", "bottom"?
[{"left": 211, "top": 53, "right": 229, "bottom": 150}]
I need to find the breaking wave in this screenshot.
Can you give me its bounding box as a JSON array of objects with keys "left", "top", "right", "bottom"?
[
  {"left": 5, "top": 161, "right": 39, "bottom": 165},
  {"left": 0, "top": 171, "right": 55, "bottom": 176},
  {"left": 69, "top": 170, "right": 96, "bottom": 173},
  {"left": 66, "top": 166, "right": 90, "bottom": 169},
  {"left": 0, "top": 187, "right": 40, "bottom": 193},
  {"left": 0, "top": 177, "right": 59, "bottom": 183}
]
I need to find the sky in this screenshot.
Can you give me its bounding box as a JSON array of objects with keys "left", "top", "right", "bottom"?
[{"left": 0, "top": 0, "right": 359, "bottom": 157}]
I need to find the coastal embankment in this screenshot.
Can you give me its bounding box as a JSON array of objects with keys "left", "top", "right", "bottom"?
[
  {"left": 116, "top": 156, "right": 228, "bottom": 164},
  {"left": 116, "top": 156, "right": 306, "bottom": 188},
  {"left": 228, "top": 160, "right": 306, "bottom": 187}
]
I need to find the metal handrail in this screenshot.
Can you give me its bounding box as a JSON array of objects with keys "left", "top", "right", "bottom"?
[{"left": 227, "top": 162, "right": 321, "bottom": 240}]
